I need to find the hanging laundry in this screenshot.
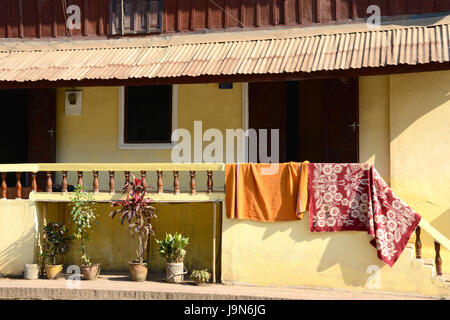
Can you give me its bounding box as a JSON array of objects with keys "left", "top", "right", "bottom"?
[
  {"left": 225, "top": 162, "right": 309, "bottom": 222},
  {"left": 307, "top": 163, "right": 421, "bottom": 266}
]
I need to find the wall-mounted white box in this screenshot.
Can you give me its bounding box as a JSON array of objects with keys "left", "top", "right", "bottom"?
[{"left": 65, "top": 90, "right": 83, "bottom": 115}]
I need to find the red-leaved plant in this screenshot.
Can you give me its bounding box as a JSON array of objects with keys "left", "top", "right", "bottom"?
[{"left": 110, "top": 174, "right": 157, "bottom": 265}]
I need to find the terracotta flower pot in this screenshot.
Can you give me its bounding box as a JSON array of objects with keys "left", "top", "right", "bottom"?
[
  {"left": 194, "top": 279, "right": 207, "bottom": 286},
  {"left": 129, "top": 261, "right": 148, "bottom": 282},
  {"left": 45, "top": 264, "right": 63, "bottom": 280},
  {"left": 81, "top": 264, "right": 101, "bottom": 280}
]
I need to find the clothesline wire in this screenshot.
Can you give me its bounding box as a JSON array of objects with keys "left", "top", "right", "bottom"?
[{"left": 208, "top": 0, "right": 244, "bottom": 27}]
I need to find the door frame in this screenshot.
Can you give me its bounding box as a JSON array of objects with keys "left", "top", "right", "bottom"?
[
  {"left": 244, "top": 79, "right": 360, "bottom": 164},
  {"left": 242, "top": 83, "right": 249, "bottom": 162}
]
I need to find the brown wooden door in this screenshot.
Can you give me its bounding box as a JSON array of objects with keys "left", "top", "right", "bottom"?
[
  {"left": 322, "top": 78, "right": 359, "bottom": 163},
  {"left": 249, "top": 82, "right": 286, "bottom": 163},
  {"left": 28, "top": 88, "right": 56, "bottom": 190}
]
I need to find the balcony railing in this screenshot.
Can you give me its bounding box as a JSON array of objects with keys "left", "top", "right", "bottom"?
[{"left": 0, "top": 163, "right": 225, "bottom": 202}]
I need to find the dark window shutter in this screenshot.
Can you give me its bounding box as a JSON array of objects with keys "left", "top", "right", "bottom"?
[
  {"left": 111, "top": 0, "right": 121, "bottom": 34},
  {"left": 124, "top": 85, "right": 173, "bottom": 144},
  {"left": 148, "top": 1, "right": 160, "bottom": 29},
  {"left": 111, "top": 0, "right": 161, "bottom": 35}
]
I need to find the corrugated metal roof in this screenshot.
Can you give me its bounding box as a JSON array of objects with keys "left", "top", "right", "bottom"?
[{"left": 0, "top": 19, "right": 449, "bottom": 82}]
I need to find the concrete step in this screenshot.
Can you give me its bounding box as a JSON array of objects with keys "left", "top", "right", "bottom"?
[
  {"left": 444, "top": 274, "right": 450, "bottom": 284},
  {"left": 422, "top": 258, "right": 434, "bottom": 266}
]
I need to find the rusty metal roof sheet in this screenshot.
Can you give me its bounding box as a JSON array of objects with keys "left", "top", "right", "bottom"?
[{"left": 0, "top": 17, "right": 449, "bottom": 82}]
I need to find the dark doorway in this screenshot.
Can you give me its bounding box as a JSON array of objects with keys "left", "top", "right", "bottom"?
[
  {"left": 0, "top": 90, "right": 29, "bottom": 190},
  {"left": 249, "top": 82, "right": 287, "bottom": 163},
  {"left": 249, "top": 78, "right": 359, "bottom": 163},
  {"left": 0, "top": 88, "right": 56, "bottom": 197}
]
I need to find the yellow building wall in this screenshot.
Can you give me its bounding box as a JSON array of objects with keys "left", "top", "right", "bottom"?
[
  {"left": 0, "top": 201, "right": 37, "bottom": 276},
  {"left": 358, "top": 72, "right": 449, "bottom": 273},
  {"left": 221, "top": 211, "right": 448, "bottom": 296},
  {"left": 55, "top": 84, "right": 242, "bottom": 191},
  {"left": 389, "top": 71, "right": 450, "bottom": 273},
  {"left": 359, "top": 75, "right": 390, "bottom": 182}
]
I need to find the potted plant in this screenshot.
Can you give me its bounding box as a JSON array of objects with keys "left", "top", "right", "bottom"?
[
  {"left": 70, "top": 185, "right": 100, "bottom": 280},
  {"left": 110, "top": 174, "right": 157, "bottom": 282},
  {"left": 190, "top": 269, "right": 211, "bottom": 286},
  {"left": 40, "top": 222, "right": 74, "bottom": 280},
  {"left": 156, "top": 232, "right": 189, "bottom": 283}
]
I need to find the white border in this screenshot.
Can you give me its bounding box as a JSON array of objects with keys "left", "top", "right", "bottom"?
[{"left": 118, "top": 85, "right": 178, "bottom": 150}]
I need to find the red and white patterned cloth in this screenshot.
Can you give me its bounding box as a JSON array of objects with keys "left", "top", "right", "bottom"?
[{"left": 308, "top": 163, "right": 421, "bottom": 266}]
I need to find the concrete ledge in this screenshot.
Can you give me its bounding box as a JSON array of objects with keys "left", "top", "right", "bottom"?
[
  {"left": 0, "top": 287, "right": 278, "bottom": 300},
  {"left": 0, "top": 275, "right": 445, "bottom": 300}
]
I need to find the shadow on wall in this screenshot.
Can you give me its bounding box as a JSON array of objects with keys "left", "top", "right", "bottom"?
[
  {"left": 148, "top": 203, "right": 222, "bottom": 278},
  {"left": 223, "top": 212, "right": 388, "bottom": 288},
  {"left": 385, "top": 14, "right": 449, "bottom": 28},
  {"left": 431, "top": 209, "right": 450, "bottom": 239},
  {"left": 276, "top": 215, "right": 385, "bottom": 287},
  {"left": 40, "top": 202, "right": 221, "bottom": 277},
  {"left": 0, "top": 222, "right": 36, "bottom": 277},
  {"left": 389, "top": 71, "right": 450, "bottom": 141}
]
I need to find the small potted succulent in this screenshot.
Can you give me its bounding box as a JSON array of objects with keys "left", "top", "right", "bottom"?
[
  {"left": 70, "top": 185, "right": 100, "bottom": 280},
  {"left": 40, "top": 222, "right": 74, "bottom": 280},
  {"left": 110, "top": 175, "right": 157, "bottom": 282},
  {"left": 156, "top": 232, "right": 189, "bottom": 283},
  {"left": 190, "top": 269, "right": 211, "bottom": 286}
]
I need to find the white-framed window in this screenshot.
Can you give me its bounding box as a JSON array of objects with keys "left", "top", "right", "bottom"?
[{"left": 118, "top": 85, "right": 178, "bottom": 149}]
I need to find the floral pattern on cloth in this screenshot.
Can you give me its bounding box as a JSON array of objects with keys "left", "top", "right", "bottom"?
[{"left": 308, "top": 163, "right": 421, "bottom": 267}]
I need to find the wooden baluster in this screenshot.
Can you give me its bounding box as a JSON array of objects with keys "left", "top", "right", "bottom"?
[
  {"left": 190, "top": 171, "right": 196, "bottom": 194},
  {"left": 173, "top": 171, "right": 180, "bottom": 194},
  {"left": 46, "top": 172, "right": 52, "bottom": 193},
  {"left": 93, "top": 171, "right": 99, "bottom": 193},
  {"left": 415, "top": 226, "right": 422, "bottom": 259},
  {"left": 157, "top": 171, "right": 163, "bottom": 194},
  {"left": 207, "top": 171, "right": 213, "bottom": 194},
  {"left": 109, "top": 171, "right": 115, "bottom": 193},
  {"left": 124, "top": 171, "right": 130, "bottom": 190},
  {"left": 61, "top": 171, "right": 68, "bottom": 193},
  {"left": 16, "top": 172, "right": 22, "bottom": 199},
  {"left": 1, "top": 172, "right": 7, "bottom": 199},
  {"left": 141, "top": 171, "right": 147, "bottom": 188},
  {"left": 77, "top": 171, "right": 83, "bottom": 187},
  {"left": 31, "top": 172, "right": 37, "bottom": 192},
  {"left": 435, "top": 241, "right": 442, "bottom": 276}
]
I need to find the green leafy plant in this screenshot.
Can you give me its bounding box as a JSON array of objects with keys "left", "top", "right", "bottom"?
[
  {"left": 40, "top": 222, "right": 74, "bottom": 265},
  {"left": 70, "top": 185, "right": 98, "bottom": 266},
  {"left": 110, "top": 175, "right": 158, "bottom": 264},
  {"left": 190, "top": 269, "right": 211, "bottom": 284},
  {"left": 156, "top": 232, "right": 189, "bottom": 263}
]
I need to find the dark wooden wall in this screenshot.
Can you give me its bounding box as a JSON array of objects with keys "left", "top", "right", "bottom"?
[
  {"left": 0, "top": 0, "right": 449, "bottom": 39},
  {"left": 0, "top": 0, "right": 109, "bottom": 38},
  {"left": 163, "top": 0, "right": 450, "bottom": 32}
]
